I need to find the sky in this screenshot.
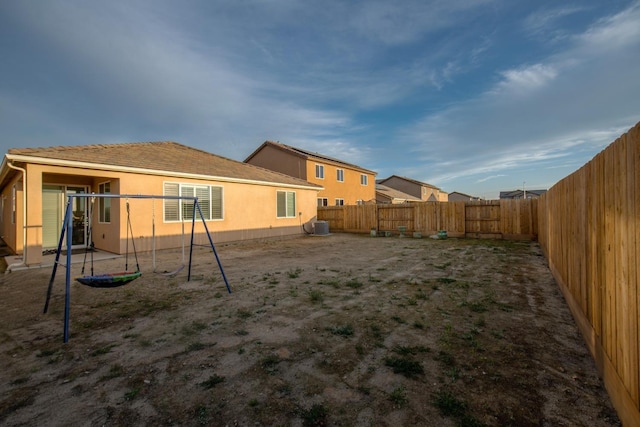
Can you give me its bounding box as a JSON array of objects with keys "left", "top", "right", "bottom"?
[{"left": 1, "top": 1, "right": 639, "bottom": 199}]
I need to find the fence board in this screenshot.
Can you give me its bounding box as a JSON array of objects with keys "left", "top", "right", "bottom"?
[
  {"left": 538, "top": 121, "right": 640, "bottom": 425},
  {"left": 318, "top": 200, "right": 536, "bottom": 239}
]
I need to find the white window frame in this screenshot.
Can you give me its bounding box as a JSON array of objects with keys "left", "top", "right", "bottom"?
[
  {"left": 317, "top": 197, "right": 328, "bottom": 207},
  {"left": 315, "top": 164, "right": 325, "bottom": 179},
  {"left": 335, "top": 198, "right": 344, "bottom": 206},
  {"left": 98, "top": 181, "right": 111, "bottom": 223},
  {"left": 277, "top": 190, "right": 296, "bottom": 218},
  {"left": 336, "top": 169, "right": 344, "bottom": 182},
  {"left": 360, "top": 174, "right": 368, "bottom": 186},
  {"left": 163, "top": 182, "right": 223, "bottom": 222}
]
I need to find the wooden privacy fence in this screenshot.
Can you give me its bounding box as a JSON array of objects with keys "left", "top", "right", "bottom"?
[
  {"left": 318, "top": 199, "right": 538, "bottom": 240},
  {"left": 538, "top": 121, "right": 640, "bottom": 426}
]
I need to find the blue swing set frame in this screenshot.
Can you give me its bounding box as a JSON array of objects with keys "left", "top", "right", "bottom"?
[{"left": 43, "top": 193, "right": 231, "bottom": 343}]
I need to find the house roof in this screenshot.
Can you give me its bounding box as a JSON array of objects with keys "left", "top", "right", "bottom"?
[
  {"left": 499, "top": 189, "right": 547, "bottom": 198},
  {"left": 377, "top": 175, "right": 441, "bottom": 190},
  {"left": 245, "top": 141, "right": 377, "bottom": 175},
  {"left": 449, "top": 191, "right": 481, "bottom": 199},
  {"left": 375, "top": 184, "right": 422, "bottom": 202},
  {"left": 4, "top": 141, "right": 321, "bottom": 189}
]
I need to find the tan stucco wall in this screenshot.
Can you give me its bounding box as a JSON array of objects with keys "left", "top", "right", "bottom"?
[
  {"left": 246, "top": 146, "right": 307, "bottom": 179},
  {"left": 382, "top": 177, "right": 447, "bottom": 202},
  {"left": 305, "top": 160, "right": 375, "bottom": 205},
  {"left": 381, "top": 177, "right": 421, "bottom": 199},
  {"left": 0, "top": 174, "right": 22, "bottom": 254},
  {"left": 14, "top": 163, "right": 319, "bottom": 266},
  {"left": 246, "top": 146, "right": 376, "bottom": 205}
]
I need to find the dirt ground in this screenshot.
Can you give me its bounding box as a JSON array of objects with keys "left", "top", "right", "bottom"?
[{"left": 0, "top": 233, "right": 621, "bottom": 426}]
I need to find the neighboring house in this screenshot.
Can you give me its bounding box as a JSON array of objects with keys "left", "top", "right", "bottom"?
[
  {"left": 0, "top": 141, "right": 321, "bottom": 267},
  {"left": 377, "top": 175, "right": 448, "bottom": 202},
  {"left": 244, "top": 141, "right": 376, "bottom": 206},
  {"left": 375, "top": 183, "right": 422, "bottom": 204},
  {"left": 448, "top": 191, "right": 482, "bottom": 202},
  {"left": 499, "top": 189, "right": 547, "bottom": 199}
]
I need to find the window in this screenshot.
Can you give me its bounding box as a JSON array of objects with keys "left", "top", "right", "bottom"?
[
  {"left": 163, "top": 182, "right": 223, "bottom": 222},
  {"left": 315, "top": 164, "right": 325, "bottom": 179},
  {"left": 357, "top": 199, "right": 364, "bottom": 205},
  {"left": 336, "top": 169, "right": 344, "bottom": 182},
  {"left": 277, "top": 191, "right": 296, "bottom": 218},
  {"left": 360, "top": 174, "right": 368, "bottom": 185},
  {"left": 335, "top": 198, "right": 344, "bottom": 206},
  {"left": 317, "top": 198, "right": 328, "bottom": 207},
  {"left": 98, "top": 181, "right": 111, "bottom": 223}
]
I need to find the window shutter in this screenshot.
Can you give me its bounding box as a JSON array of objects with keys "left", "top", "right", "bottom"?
[
  {"left": 164, "top": 183, "right": 180, "bottom": 221},
  {"left": 181, "top": 186, "right": 195, "bottom": 220},
  {"left": 194, "top": 186, "right": 210, "bottom": 220}
]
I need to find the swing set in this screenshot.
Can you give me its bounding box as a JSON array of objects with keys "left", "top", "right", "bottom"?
[{"left": 43, "top": 193, "right": 231, "bottom": 343}]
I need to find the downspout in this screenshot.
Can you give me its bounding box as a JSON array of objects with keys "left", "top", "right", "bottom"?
[{"left": 6, "top": 162, "right": 27, "bottom": 271}]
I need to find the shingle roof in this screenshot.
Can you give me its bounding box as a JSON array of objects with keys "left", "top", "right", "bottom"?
[
  {"left": 449, "top": 191, "right": 480, "bottom": 199},
  {"left": 378, "top": 175, "right": 441, "bottom": 190},
  {"left": 7, "top": 141, "right": 320, "bottom": 188},
  {"left": 245, "top": 141, "right": 377, "bottom": 175},
  {"left": 499, "top": 189, "right": 547, "bottom": 199},
  {"left": 375, "top": 184, "right": 421, "bottom": 202}
]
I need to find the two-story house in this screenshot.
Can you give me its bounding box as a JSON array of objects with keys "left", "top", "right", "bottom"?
[
  {"left": 245, "top": 141, "right": 377, "bottom": 206},
  {"left": 377, "top": 175, "right": 448, "bottom": 202}
]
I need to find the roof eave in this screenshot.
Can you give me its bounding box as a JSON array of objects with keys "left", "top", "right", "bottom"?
[{"left": 5, "top": 154, "right": 323, "bottom": 191}]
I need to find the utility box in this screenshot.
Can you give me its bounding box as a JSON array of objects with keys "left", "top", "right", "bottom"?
[{"left": 314, "top": 221, "right": 330, "bottom": 235}]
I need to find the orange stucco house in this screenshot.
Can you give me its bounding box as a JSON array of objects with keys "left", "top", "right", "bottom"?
[
  {"left": 0, "top": 141, "right": 321, "bottom": 268},
  {"left": 244, "top": 141, "right": 377, "bottom": 206}
]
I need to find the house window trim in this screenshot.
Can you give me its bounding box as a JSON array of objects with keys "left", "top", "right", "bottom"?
[
  {"left": 317, "top": 197, "right": 328, "bottom": 207},
  {"left": 315, "top": 164, "right": 325, "bottom": 180},
  {"left": 163, "top": 181, "right": 224, "bottom": 223},
  {"left": 360, "top": 174, "right": 368, "bottom": 186},
  {"left": 277, "top": 190, "right": 296, "bottom": 218},
  {"left": 335, "top": 198, "right": 344, "bottom": 206},
  {"left": 336, "top": 169, "right": 344, "bottom": 182}
]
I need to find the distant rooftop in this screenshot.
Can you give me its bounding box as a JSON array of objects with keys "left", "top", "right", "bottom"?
[{"left": 245, "top": 140, "right": 377, "bottom": 174}]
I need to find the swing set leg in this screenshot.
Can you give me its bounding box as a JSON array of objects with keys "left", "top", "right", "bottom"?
[
  {"left": 192, "top": 201, "right": 231, "bottom": 294},
  {"left": 44, "top": 206, "right": 69, "bottom": 314}
]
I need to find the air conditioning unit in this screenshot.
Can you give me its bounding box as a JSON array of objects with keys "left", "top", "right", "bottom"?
[{"left": 314, "top": 221, "right": 330, "bottom": 235}]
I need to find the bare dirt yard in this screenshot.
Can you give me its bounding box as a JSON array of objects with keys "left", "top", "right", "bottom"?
[{"left": 0, "top": 233, "right": 621, "bottom": 426}]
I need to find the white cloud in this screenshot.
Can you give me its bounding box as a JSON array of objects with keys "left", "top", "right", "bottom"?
[
  {"left": 577, "top": 3, "right": 640, "bottom": 50},
  {"left": 400, "top": 1, "right": 640, "bottom": 193},
  {"left": 476, "top": 174, "right": 506, "bottom": 183},
  {"left": 523, "top": 6, "right": 586, "bottom": 39},
  {"left": 350, "top": 0, "right": 496, "bottom": 45},
  {"left": 493, "top": 64, "right": 558, "bottom": 95}
]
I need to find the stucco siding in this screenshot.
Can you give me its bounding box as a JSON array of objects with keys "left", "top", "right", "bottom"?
[
  {"left": 306, "top": 160, "right": 375, "bottom": 205},
  {"left": 10, "top": 163, "right": 319, "bottom": 266},
  {"left": 245, "top": 145, "right": 307, "bottom": 180}
]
